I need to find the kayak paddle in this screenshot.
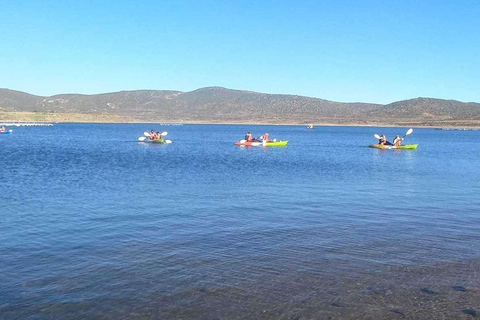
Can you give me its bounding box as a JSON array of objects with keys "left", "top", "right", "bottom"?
[
  {"left": 144, "top": 131, "right": 168, "bottom": 137},
  {"left": 374, "top": 128, "right": 412, "bottom": 140},
  {"left": 403, "top": 128, "right": 413, "bottom": 138}
]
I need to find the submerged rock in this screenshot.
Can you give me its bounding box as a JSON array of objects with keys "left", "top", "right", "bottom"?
[
  {"left": 420, "top": 287, "right": 435, "bottom": 294},
  {"left": 452, "top": 285, "right": 467, "bottom": 292},
  {"left": 331, "top": 302, "right": 344, "bottom": 308},
  {"left": 390, "top": 309, "right": 405, "bottom": 318},
  {"left": 462, "top": 309, "right": 477, "bottom": 318}
]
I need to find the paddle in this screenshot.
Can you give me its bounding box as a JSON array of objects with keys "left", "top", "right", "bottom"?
[
  {"left": 403, "top": 128, "right": 413, "bottom": 138},
  {"left": 394, "top": 128, "right": 413, "bottom": 146},
  {"left": 140, "top": 131, "right": 169, "bottom": 142},
  {"left": 144, "top": 131, "right": 168, "bottom": 137},
  {"left": 374, "top": 128, "right": 413, "bottom": 146},
  {"left": 373, "top": 133, "right": 393, "bottom": 147}
]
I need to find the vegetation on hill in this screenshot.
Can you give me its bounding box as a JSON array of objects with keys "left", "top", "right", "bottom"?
[{"left": 1, "top": 87, "right": 480, "bottom": 126}]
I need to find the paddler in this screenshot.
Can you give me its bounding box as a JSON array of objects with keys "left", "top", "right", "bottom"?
[
  {"left": 245, "top": 132, "right": 253, "bottom": 142},
  {"left": 379, "top": 135, "right": 393, "bottom": 146},
  {"left": 149, "top": 130, "right": 156, "bottom": 140},
  {"left": 393, "top": 135, "right": 403, "bottom": 147},
  {"left": 261, "top": 132, "right": 270, "bottom": 142},
  {"left": 156, "top": 132, "right": 164, "bottom": 142},
  {"left": 0, "top": 125, "right": 6, "bottom": 132}
]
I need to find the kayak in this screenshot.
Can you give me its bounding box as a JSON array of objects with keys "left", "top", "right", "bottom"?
[
  {"left": 264, "top": 140, "right": 288, "bottom": 147},
  {"left": 369, "top": 144, "right": 418, "bottom": 150},
  {"left": 143, "top": 139, "right": 172, "bottom": 144},
  {"left": 0, "top": 130, "right": 12, "bottom": 134},
  {"left": 235, "top": 140, "right": 288, "bottom": 147}
]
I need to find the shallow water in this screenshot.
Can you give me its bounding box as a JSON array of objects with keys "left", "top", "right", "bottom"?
[{"left": 1, "top": 124, "right": 480, "bottom": 319}]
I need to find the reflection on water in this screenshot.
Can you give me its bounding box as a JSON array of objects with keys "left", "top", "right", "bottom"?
[{"left": 1, "top": 124, "right": 480, "bottom": 319}]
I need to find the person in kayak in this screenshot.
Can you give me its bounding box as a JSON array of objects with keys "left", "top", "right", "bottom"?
[
  {"left": 155, "top": 132, "right": 165, "bottom": 142},
  {"left": 393, "top": 135, "right": 403, "bottom": 146},
  {"left": 0, "top": 125, "right": 6, "bottom": 132},
  {"left": 261, "top": 132, "right": 270, "bottom": 142},
  {"left": 245, "top": 132, "right": 254, "bottom": 142},
  {"left": 149, "top": 130, "right": 156, "bottom": 140},
  {"left": 379, "top": 135, "right": 393, "bottom": 146}
]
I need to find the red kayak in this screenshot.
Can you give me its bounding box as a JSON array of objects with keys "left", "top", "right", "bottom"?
[{"left": 235, "top": 140, "right": 263, "bottom": 146}]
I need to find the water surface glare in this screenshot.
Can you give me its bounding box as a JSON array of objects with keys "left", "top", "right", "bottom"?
[{"left": 1, "top": 124, "right": 480, "bottom": 319}]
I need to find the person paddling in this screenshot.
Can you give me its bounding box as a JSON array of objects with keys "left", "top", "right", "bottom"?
[
  {"left": 156, "top": 132, "right": 164, "bottom": 142},
  {"left": 245, "top": 132, "right": 254, "bottom": 142},
  {"left": 262, "top": 132, "right": 270, "bottom": 142},
  {"left": 393, "top": 135, "right": 403, "bottom": 147},
  {"left": 148, "top": 130, "right": 156, "bottom": 140},
  {"left": 379, "top": 135, "right": 393, "bottom": 146},
  {"left": 0, "top": 125, "right": 6, "bottom": 132}
]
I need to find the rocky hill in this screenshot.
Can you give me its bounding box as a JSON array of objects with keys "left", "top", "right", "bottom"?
[{"left": 1, "top": 87, "right": 480, "bottom": 126}]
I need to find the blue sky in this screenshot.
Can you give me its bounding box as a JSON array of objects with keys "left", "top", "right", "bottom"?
[{"left": 1, "top": 0, "right": 479, "bottom": 104}]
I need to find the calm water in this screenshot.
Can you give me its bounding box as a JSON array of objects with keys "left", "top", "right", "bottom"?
[{"left": 1, "top": 124, "right": 480, "bottom": 319}]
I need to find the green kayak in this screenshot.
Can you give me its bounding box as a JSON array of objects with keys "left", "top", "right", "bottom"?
[
  {"left": 142, "top": 138, "right": 172, "bottom": 144},
  {"left": 369, "top": 144, "right": 418, "bottom": 150},
  {"left": 265, "top": 140, "right": 288, "bottom": 147},
  {"left": 150, "top": 139, "right": 166, "bottom": 144}
]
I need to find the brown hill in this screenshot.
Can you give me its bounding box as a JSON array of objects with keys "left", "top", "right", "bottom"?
[{"left": 1, "top": 87, "right": 480, "bottom": 126}]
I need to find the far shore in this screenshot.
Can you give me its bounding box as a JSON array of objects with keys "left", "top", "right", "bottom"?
[{"left": 2, "top": 111, "right": 480, "bottom": 129}]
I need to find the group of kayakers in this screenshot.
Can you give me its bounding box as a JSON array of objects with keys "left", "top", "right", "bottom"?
[
  {"left": 378, "top": 134, "right": 404, "bottom": 147},
  {"left": 138, "top": 129, "right": 413, "bottom": 148},
  {"left": 244, "top": 132, "right": 271, "bottom": 142},
  {"left": 148, "top": 130, "right": 164, "bottom": 141}
]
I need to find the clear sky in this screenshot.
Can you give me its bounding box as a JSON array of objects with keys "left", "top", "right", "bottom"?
[{"left": 1, "top": 0, "right": 479, "bottom": 104}]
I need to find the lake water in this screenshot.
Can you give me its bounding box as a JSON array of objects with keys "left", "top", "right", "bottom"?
[{"left": 1, "top": 124, "right": 480, "bottom": 319}]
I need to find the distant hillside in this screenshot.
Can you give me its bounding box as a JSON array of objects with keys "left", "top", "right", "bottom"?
[{"left": 1, "top": 87, "right": 480, "bottom": 126}]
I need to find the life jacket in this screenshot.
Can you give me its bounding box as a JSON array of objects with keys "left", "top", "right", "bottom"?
[
  {"left": 246, "top": 133, "right": 253, "bottom": 141},
  {"left": 263, "top": 133, "right": 269, "bottom": 142}
]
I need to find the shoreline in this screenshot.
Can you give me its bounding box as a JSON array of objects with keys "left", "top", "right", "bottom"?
[{"left": 2, "top": 111, "right": 480, "bottom": 129}]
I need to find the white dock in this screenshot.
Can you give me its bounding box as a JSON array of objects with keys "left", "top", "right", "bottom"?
[{"left": 0, "top": 121, "right": 54, "bottom": 127}]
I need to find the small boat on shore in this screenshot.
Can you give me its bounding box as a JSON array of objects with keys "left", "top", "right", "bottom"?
[{"left": 307, "top": 124, "right": 314, "bottom": 129}]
